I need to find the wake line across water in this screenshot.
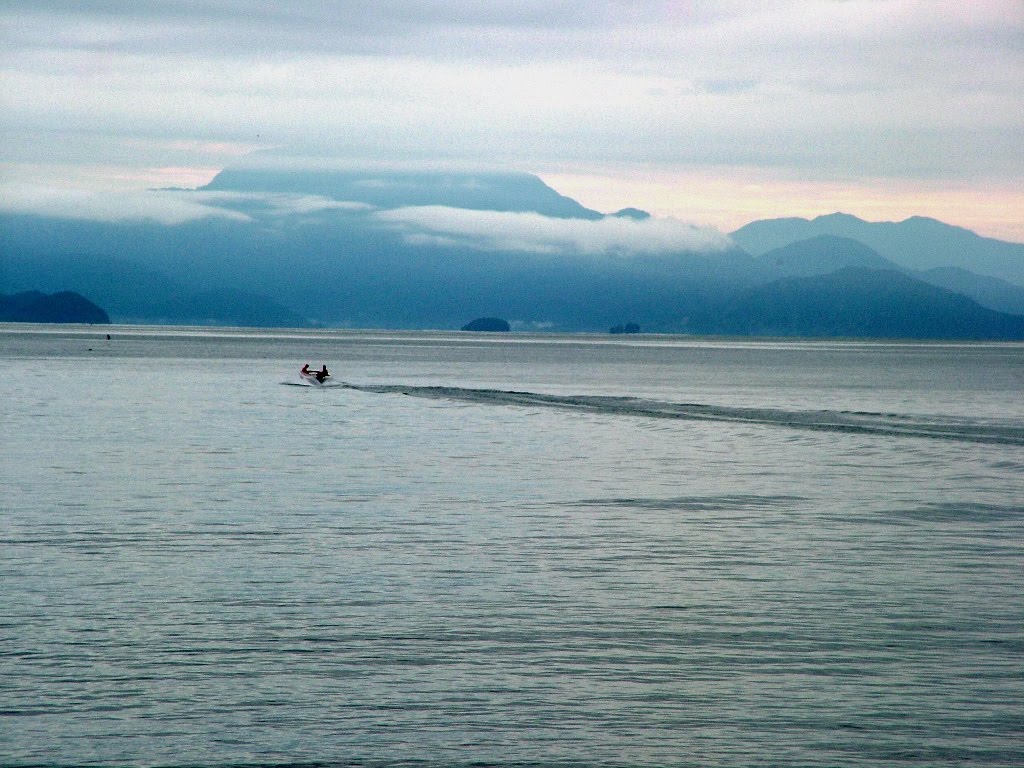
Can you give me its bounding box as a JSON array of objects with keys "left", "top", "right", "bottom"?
[{"left": 333, "top": 383, "right": 1024, "bottom": 447}]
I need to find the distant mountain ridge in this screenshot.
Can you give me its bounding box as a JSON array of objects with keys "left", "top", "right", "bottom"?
[
  {"left": 732, "top": 212, "right": 1024, "bottom": 285},
  {"left": 753, "top": 235, "right": 1024, "bottom": 316},
  {"left": 915, "top": 267, "right": 1024, "bottom": 316},
  {"left": 757, "top": 235, "right": 901, "bottom": 277},
  {"left": 201, "top": 168, "right": 607, "bottom": 220},
  {"left": 2, "top": 166, "right": 1023, "bottom": 338},
  {"left": 714, "top": 267, "right": 1024, "bottom": 339}
]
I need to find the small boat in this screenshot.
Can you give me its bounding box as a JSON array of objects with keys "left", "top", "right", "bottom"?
[{"left": 300, "top": 364, "right": 331, "bottom": 385}]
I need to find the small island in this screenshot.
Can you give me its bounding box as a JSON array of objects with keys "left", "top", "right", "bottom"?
[
  {"left": 461, "top": 317, "right": 511, "bottom": 332},
  {"left": 0, "top": 291, "right": 111, "bottom": 324}
]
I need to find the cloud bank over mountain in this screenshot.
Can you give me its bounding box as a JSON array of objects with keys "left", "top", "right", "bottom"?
[
  {"left": 0, "top": 162, "right": 733, "bottom": 257},
  {"left": 3, "top": 163, "right": 1022, "bottom": 337},
  {"left": 2, "top": 2, "right": 1022, "bottom": 239},
  {"left": 0, "top": 187, "right": 250, "bottom": 226},
  {"left": 376, "top": 206, "right": 732, "bottom": 256}
]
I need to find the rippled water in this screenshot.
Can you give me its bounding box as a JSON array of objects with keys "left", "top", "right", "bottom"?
[{"left": 2, "top": 326, "right": 1023, "bottom": 767}]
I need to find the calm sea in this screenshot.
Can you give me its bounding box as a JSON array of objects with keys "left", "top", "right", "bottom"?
[{"left": 2, "top": 325, "right": 1023, "bottom": 767}]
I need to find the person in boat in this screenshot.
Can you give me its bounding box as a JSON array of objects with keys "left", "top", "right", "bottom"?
[{"left": 300, "top": 363, "right": 330, "bottom": 382}]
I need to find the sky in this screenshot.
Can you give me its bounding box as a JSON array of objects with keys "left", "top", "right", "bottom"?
[{"left": 2, "top": 1, "right": 1023, "bottom": 241}]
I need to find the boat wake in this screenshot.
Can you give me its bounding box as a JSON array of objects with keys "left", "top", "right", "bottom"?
[{"left": 336, "top": 383, "right": 1024, "bottom": 446}]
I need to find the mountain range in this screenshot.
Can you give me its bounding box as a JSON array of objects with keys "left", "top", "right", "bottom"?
[
  {"left": 733, "top": 212, "right": 1024, "bottom": 283},
  {"left": 2, "top": 167, "right": 1023, "bottom": 339}
]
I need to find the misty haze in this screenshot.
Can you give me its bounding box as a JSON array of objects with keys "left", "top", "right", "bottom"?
[{"left": 2, "top": 3, "right": 1023, "bottom": 768}]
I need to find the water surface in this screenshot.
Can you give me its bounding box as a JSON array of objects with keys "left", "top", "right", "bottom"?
[{"left": 2, "top": 325, "right": 1022, "bottom": 766}]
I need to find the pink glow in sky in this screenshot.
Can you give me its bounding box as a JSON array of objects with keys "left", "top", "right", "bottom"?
[{"left": 2, "top": 1, "right": 1022, "bottom": 241}]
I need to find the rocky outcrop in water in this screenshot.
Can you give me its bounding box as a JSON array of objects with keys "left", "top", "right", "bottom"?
[{"left": 462, "top": 317, "right": 510, "bottom": 332}]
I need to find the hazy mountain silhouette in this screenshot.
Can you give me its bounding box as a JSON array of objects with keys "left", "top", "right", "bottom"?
[
  {"left": 201, "top": 168, "right": 606, "bottom": 220},
  {"left": 752, "top": 234, "right": 1024, "bottom": 315},
  {"left": 732, "top": 212, "right": 1024, "bottom": 285},
  {"left": 715, "top": 268, "right": 1024, "bottom": 339},
  {"left": 1, "top": 290, "right": 110, "bottom": 324},
  {"left": 610, "top": 208, "right": 652, "bottom": 221},
  {"left": 0, "top": 169, "right": 753, "bottom": 330},
  {"left": 3, "top": 167, "right": 1023, "bottom": 337},
  {"left": 914, "top": 267, "right": 1024, "bottom": 316},
  {"left": 757, "top": 235, "right": 901, "bottom": 277},
  {"left": 1, "top": 251, "right": 310, "bottom": 326}
]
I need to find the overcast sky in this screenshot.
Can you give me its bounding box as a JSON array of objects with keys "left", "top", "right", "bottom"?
[{"left": 2, "top": 1, "right": 1022, "bottom": 239}]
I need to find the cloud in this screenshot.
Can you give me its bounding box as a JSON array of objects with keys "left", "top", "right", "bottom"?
[
  {"left": 189, "top": 190, "right": 373, "bottom": 216},
  {"left": 0, "top": 185, "right": 371, "bottom": 224},
  {"left": 0, "top": 2, "right": 620, "bottom": 58},
  {"left": 0, "top": 186, "right": 251, "bottom": 225},
  {"left": 1, "top": 1, "right": 1021, "bottom": 237},
  {"left": 376, "top": 206, "right": 732, "bottom": 256}
]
